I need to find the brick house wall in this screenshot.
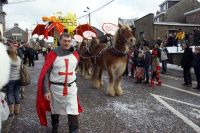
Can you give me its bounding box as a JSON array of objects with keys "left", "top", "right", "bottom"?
[
  {"left": 164, "top": 0, "right": 200, "bottom": 23},
  {"left": 134, "top": 14, "right": 154, "bottom": 44},
  {"left": 185, "top": 9, "right": 200, "bottom": 24},
  {"left": 154, "top": 24, "right": 197, "bottom": 42}
]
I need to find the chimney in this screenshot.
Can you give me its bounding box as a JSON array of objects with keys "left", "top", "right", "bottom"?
[
  {"left": 14, "top": 23, "right": 18, "bottom": 27},
  {"left": 156, "top": 11, "right": 160, "bottom": 15}
]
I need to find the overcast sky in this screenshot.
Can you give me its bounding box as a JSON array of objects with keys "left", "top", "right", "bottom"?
[
  {"left": 3, "top": 0, "right": 166, "bottom": 31},
  {"left": 3, "top": 0, "right": 199, "bottom": 34}
]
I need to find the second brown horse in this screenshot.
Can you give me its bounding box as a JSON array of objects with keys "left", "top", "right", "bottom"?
[{"left": 90, "top": 24, "right": 136, "bottom": 96}]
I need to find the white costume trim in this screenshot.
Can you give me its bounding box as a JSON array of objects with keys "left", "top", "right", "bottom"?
[{"left": 50, "top": 53, "right": 79, "bottom": 115}]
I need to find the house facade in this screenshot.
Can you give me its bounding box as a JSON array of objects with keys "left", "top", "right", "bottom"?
[
  {"left": 185, "top": 8, "right": 200, "bottom": 24},
  {"left": 4, "top": 23, "right": 28, "bottom": 43},
  {"left": 134, "top": 0, "right": 200, "bottom": 45}
]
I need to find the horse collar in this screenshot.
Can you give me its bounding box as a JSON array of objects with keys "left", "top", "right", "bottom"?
[{"left": 111, "top": 47, "right": 127, "bottom": 56}]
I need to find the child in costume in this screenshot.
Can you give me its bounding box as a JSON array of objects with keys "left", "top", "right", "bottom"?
[
  {"left": 135, "top": 50, "right": 144, "bottom": 83},
  {"left": 150, "top": 49, "right": 162, "bottom": 87}
]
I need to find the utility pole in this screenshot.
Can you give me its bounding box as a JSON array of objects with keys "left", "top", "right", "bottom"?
[
  {"left": 88, "top": 12, "right": 91, "bottom": 25},
  {"left": 84, "top": 6, "right": 91, "bottom": 25}
]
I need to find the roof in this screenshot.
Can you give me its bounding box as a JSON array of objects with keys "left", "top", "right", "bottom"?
[
  {"left": 91, "top": 26, "right": 104, "bottom": 37},
  {"left": 4, "top": 26, "right": 26, "bottom": 34},
  {"left": 154, "top": 22, "right": 200, "bottom": 26},
  {"left": 184, "top": 8, "right": 200, "bottom": 15},
  {"left": 135, "top": 13, "right": 154, "bottom": 23}
]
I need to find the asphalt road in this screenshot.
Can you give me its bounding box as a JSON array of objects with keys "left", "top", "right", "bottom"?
[{"left": 2, "top": 55, "right": 200, "bottom": 133}]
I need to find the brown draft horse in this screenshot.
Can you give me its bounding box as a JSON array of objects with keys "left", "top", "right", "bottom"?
[
  {"left": 90, "top": 24, "right": 136, "bottom": 96},
  {"left": 78, "top": 39, "right": 93, "bottom": 79}
]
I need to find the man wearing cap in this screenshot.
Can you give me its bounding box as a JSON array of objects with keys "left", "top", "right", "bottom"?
[{"left": 181, "top": 42, "right": 193, "bottom": 87}]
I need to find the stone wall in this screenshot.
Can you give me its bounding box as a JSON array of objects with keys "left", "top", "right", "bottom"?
[
  {"left": 168, "top": 53, "right": 183, "bottom": 65},
  {"left": 155, "top": 24, "right": 196, "bottom": 40},
  {"left": 164, "top": 0, "right": 200, "bottom": 23},
  {"left": 134, "top": 14, "right": 154, "bottom": 43},
  {"left": 186, "top": 10, "right": 200, "bottom": 24}
]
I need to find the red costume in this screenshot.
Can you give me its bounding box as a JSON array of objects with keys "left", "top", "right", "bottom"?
[{"left": 36, "top": 51, "right": 82, "bottom": 126}]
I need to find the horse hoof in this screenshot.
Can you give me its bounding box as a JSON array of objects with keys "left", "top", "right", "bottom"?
[
  {"left": 115, "top": 91, "right": 123, "bottom": 96},
  {"left": 93, "top": 83, "right": 101, "bottom": 89},
  {"left": 108, "top": 92, "right": 115, "bottom": 97},
  {"left": 93, "top": 80, "right": 101, "bottom": 89}
]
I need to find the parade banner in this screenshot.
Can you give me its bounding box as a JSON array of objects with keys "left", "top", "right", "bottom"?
[{"left": 102, "top": 23, "right": 118, "bottom": 35}]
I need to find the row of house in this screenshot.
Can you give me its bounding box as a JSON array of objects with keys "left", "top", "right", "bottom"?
[
  {"left": 121, "top": 0, "right": 200, "bottom": 45},
  {"left": 3, "top": 23, "right": 28, "bottom": 43},
  {"left": 0, "top": 0, "right": 28, "bottom": 43}
]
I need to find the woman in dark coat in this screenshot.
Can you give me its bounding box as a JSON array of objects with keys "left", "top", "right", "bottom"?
[{"left": 193, "top": 47, "right": 200, "bottom": 89}]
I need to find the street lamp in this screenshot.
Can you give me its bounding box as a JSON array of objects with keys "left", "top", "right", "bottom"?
[
  {"left": 29, "top": 24, "right": 36, "bottom": 42},
  {"left": 84, "top": 6, "right": 91, "bottom": 25}
]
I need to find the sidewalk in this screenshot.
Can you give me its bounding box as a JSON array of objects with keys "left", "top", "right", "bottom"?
[{"left": 164, "top": 64, "right": 196, "bottom": 80}]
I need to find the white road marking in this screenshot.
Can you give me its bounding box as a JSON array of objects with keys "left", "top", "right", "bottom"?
[
  {"left": 160, "top": 74, "right": 197, "bottom": 84},
  {"left": 161, "top": 74, "right": 182, "bottom": 80},
  {"left": 151, "top": 93, "right": 200, "bottom": 133},
  {"left": 157, "top": 95, "right": 200, "bottom": 109},
  {"left": 191, "top": 109, "right": 200, "bottom": 119},
  {"left": 161, "top": 74, "right": 197, "bottom": 84},
  {"left": 193, "top": 109, "right": 200, "bottom": 114},
  {"left": 163, "top": 83, "right": 200, "bottom": 97}
]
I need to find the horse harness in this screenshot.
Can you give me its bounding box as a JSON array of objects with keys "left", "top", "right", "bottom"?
[{"left": 110, "top": 46, "right": 127, "bottom": 56}]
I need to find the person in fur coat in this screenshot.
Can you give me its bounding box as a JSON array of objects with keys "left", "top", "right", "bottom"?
[{"left": 0, "top": 42, "right": 11, "bottom": 132}]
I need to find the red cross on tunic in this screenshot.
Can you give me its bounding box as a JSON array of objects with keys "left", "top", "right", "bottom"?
[{"left": 58, "top": 59, "right": 73, "bottom": 96}]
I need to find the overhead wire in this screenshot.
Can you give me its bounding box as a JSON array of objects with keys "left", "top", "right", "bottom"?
[
  {"left": 7, "top": 0, "right": 36, "bottom": 4},
  {"left": 77, "top": 0, "right": 115, "bottom": 19}
]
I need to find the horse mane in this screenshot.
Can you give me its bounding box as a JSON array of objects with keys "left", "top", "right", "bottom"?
[
  {"left": 113, "top": 25, "right": 132, "bottom": 49},
  {"left": 79, "top": 40, "right": 86, "bottom": 51},
  {"left": 91, "top": 37, "right": 99, "bottom": 46}
]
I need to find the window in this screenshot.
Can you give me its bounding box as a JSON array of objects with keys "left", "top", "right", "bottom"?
[
  {"left": 160, "top": 3, "right": 167, "bottom": 12},
  {"left": 139, "top": 31, "right": 144, "bottom": 40}
]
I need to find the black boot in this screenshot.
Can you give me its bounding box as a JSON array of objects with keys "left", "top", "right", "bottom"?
[
  {"left": 68, "top": 115, "right": 79, "bottom": 133},
  {"left": 51, "top": 114, "right": 59, "bottom": 133}
]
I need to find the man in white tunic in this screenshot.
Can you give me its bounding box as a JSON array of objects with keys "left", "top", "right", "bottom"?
[{"left": 37, "top": 33, "right": 82, "bottom": 133}]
